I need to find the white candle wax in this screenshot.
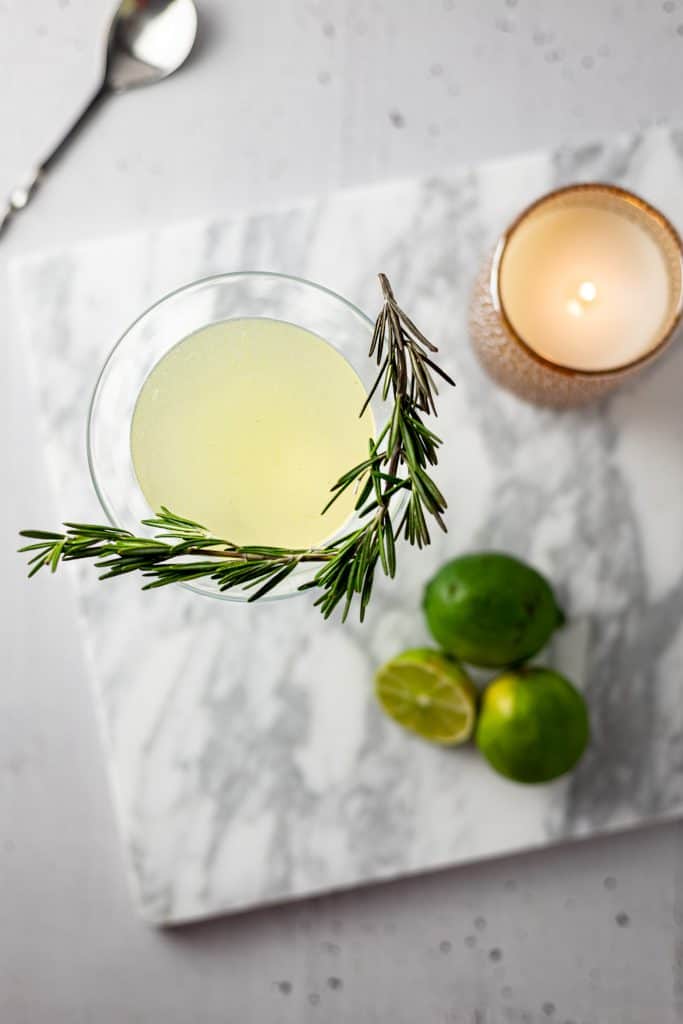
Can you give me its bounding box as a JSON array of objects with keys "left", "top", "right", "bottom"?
[{"left": 499, "top": 201, "right": 675, "bottom": 372}]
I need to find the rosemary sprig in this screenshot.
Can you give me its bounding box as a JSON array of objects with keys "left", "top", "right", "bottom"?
[{"left": 19, "top": 274, "right": 455, "bottom": 621}]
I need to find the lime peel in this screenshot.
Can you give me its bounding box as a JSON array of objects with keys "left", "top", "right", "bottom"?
[{"left": 476, "top": 666, "right": 589, "bottom": 783}]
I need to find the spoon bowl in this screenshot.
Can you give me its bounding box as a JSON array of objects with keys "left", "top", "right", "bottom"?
[{"left": 107, "top": 0, "right": 199, "bottom": 91}]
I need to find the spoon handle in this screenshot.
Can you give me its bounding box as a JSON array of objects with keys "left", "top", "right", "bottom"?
[{"left": 0, "top": 83, "right": 108, "bottom": 239}]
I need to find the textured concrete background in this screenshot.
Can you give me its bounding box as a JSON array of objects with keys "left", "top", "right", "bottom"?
[{"left": 1, "top": 1, "right": 682, "bottom": 1021}]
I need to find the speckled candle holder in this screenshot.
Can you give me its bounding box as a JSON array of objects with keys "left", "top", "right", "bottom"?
[{"left": 469, "top": 184, "right": 683, "bottom": 408}]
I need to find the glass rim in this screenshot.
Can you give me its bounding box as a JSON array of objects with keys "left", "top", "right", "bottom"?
[
  {"left": 86, "top": 271, "right": 377, "bottom": 602},
  {"left": 490, "top": 182, "right": 683, "bottom": 379}
]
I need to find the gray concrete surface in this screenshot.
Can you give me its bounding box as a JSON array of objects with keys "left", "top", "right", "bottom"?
[{"left": 1, "top": 1, "right": 681, "bottom": 1021}]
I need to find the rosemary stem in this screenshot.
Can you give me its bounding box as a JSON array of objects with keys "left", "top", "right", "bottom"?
[{"left": 182, "top": 546, "right": 336, "bottom": 563}]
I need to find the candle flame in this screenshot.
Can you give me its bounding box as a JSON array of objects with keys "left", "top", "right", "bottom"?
[{"left": 566, "top": 280, "right": 598, "bottom": 317}]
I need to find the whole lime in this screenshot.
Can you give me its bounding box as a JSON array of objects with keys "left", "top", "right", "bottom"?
[
  {"left": 375, "top": 648, "right": 477, "bottom": 746},
  {"left": 422, "top": 552, "right": 564, "bottom": 667},
  {"left": 476, "top": 666, "right": 589, "bottom": 783}
]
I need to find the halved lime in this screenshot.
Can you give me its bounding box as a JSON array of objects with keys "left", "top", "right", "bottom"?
[{"left": 375, "top": 648, "right": 477, "bottom": 745}]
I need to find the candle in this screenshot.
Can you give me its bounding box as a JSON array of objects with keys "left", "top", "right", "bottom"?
[
  {"left": 470, "top": 185, "right": 683, "bottom": 406},
  {"left": 501, "top": 201, "right": 673, "bottom": 371}
]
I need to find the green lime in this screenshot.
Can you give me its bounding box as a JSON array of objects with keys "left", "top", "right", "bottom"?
[
  {"left": 375, "top": 648, "right": 477, "bottom": 745},
  {"left": 422, "top": 552, "right": 564, "bottom": 667},
  {"left": 476, "top": 666, "right": 589, "bottom": 783}
]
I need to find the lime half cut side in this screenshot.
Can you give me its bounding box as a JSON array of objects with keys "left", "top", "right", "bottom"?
[{"left": 375, "top": 648, "right": 477, "bottom": 746}]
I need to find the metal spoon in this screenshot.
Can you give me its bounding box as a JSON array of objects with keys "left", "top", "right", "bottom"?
[{"left": 1, "top": 0, "right": 199, "bottom": 237}]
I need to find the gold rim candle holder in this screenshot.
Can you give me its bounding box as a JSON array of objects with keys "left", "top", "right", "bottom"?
[{"left": 469, "top": 184, "right": 683, "bottom": 408}]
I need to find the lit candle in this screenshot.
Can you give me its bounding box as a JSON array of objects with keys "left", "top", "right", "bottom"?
[{"left": 470, "top": 185, "right": 683, "bottom": 406}]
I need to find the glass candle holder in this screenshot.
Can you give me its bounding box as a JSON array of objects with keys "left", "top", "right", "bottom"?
[{"left": 469, "top": 184, "right": 683, "bottom": 407}]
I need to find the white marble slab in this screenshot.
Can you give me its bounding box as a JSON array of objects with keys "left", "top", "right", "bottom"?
[{"left": 10, "top": 125, "right": 683, "bottom": 925}]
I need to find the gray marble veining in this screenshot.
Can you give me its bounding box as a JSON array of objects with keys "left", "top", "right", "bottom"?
[{"left": 10, "top": 125, "right": 683, "bottom": 925}]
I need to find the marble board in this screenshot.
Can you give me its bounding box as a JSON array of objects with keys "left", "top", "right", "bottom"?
[{"left": 10, "top": 125, "right": 683, "bottom": 925}]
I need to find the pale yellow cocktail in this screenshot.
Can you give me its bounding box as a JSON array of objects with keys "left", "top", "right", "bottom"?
[{"left": 131, "top": 318, "right": 374, "bottom": 548}]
